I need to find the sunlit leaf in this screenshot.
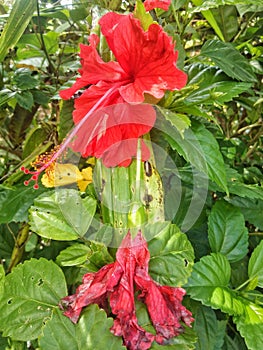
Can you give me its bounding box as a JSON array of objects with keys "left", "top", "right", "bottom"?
[
  {"left": 192, "top": 0, "right": 263, "bottom": 12},
  {"left": 0, "top": 0, "right": 37, "bottom": 62},
  {"left": 234, "top": 316, "right": 263, "bottom": 350},
  {"left": 0, "top": 258, "right": 67, "bottom": 341},
  {"left": 248, "top": 241, "right": 263, "bottom": 288},
  {"left": 186, "top": 253, "right": 263, "bottom": 325},
  {"left": 29, "top": 189, "right": 97, "bottom": 241},
  {"left": 157, "top": 106, "right": 191, "bottom": 137},
  {"left": 39, "top": 305, "right": 125, "bottom": 350}
]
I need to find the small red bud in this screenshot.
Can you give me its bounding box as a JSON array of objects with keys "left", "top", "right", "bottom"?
[
  {"left": 33, "top": 184, "right": 39, "bottom": 190},
  {"left": 24, "top": 181, "right": 29, "bottom": 186}
]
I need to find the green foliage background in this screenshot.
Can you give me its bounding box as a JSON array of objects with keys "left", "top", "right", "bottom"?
[{"left": 0, "top": 0, "right": 262, "bottom": 349}]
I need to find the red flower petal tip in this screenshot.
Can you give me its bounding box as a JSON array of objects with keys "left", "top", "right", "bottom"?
[{"left": 143, "top": 0, "right": 171, "bottom": 12}]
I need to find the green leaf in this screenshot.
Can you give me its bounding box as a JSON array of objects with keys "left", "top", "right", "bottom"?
[
  {"left": 151, "top": 327, "right": 197, "bottom": 349},
  {"left": 56, "top": 244, "right": 91, "bottom": 266},
  {"left": 157, "top": 118, "right": 227, "bottom": 192},
  {"left": 157, "top": 106, "right": 191, "bottom": 137},
  {"left": 248, "top": 241, "right": 263, "bottom": 288},
  {"left": 0, "top": 258, "right": 67, "bottom": 341},
  {"left": 29, "top": 189, "right": 97, "bottom": 241},
  {"left": 134, "top": 0, "right": 154, "bottom": 31},
  {"left": 237, "top": 4, "right": 263, "bottom": 17},
  {"left": 186, "top": 253, "right": 263, "bottom": 325},
  {"left": 194, "top": 305, "right": 227, "bottom": 350},
  {"left": 185, "top": 81, "right": 252, "bottom": 105},
  {"left": 227, "top": 182, "right": 263, "bottom": 200},
  {"left": 192, "top": 0, "right": 263, "bottom": 12},
  {"left": 208, "top": 200, "right": 248, "bottom": 262},
  {"left": 22, "top": 126, "right": 50, "bottom": 159},
  {"left": 31, "top": 90, "right": 50, "bottom": 105},
  {"left": 15, "top": 90, "right": 34, "bottom": 111},
  {"left": 201, "top": 40, "right": 257, "bottom": 82},
  {"left": 0, "top": 264, "right": 5, "bottom": 295},
  {"left": 0, "top": 89, "right": 16, "bottom": 107},
  {"left": 58, "top": 99, "right": 74, "bottom": 142},
  {"left": 145, "top": 223, "right": 195, "bottom": 286},
  {"left": 234, "top": 316, "right": 263, "bottom": 350},
  {"left": 185, "top": 64, "right": 252, "bottom": 106},
  {"left": 0, "top": 0, "right": 37, "bottom": 62},
  {"left": 0, "top": 184, "right": 46, "bottom": 223},
  {"left": 0, "top": 334, "right": 9, "bottom": 348},
  {"left": 227, "top": 196, "right": 263, "bottom": 230},
  {"left": 186, "top": 253, "right": 244, "bottom": 315},
  {"left": 210, "top": 5, "right": 239, "bottom": 41},
  {"left": 14, "top": 69, "right": 38, "bottom": 90},
  {"left": 39, "top": 305, "right": 125, "bottom": 350}
]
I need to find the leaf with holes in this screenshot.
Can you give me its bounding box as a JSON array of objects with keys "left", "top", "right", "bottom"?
[
  {"left": 29, "top": 189, "right": 96, "bottom": 240},
  {"left": 39, "top": 305, "right": 125, "bottom": 350},
  {"left": 0, "top": 258, "right": 67, "bottom": 341}
]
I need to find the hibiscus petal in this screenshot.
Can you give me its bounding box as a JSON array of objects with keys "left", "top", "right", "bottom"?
[
  {"left": 101, "top": 138, "right": 151, "bottom": 167},
  {"left": 59, "top": 34, "right": 126, "bottom": 100},
  {"left": 144, "top": 0, "right": 171, "bottom": 12},
  {"left": 71, "top": 103, "right": 156, "bottom": 166},
  {"left": 72, "top": 81, "right": 123, "bottom": 123},
  {"left": 110, "top": 231, "right": 155, "bottom": 350},
  {"left": 111, "top": 314, "right": 155, "bottom": 350},
  {"left": 99, "top": 12, "right": 187, "bottom": 103},
  {"left": 135, "top": 271, "right": 194, "bottom": 343},
  {"left": 60, "top": 263, "right": 118, "bottom": 323}
]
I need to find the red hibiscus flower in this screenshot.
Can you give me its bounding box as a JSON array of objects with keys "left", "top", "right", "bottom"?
[
  {"left": 60, "top": 231, "right": 193, "bottom": 350},
  {"left": 59, "top": 11, "right": 187, "bottom": 166},
  {"left": 22, "top": 8, "right": 187, "bottom": 187},
  {"left": 143, "top": 0, "right": 171, "bottom": 12}
]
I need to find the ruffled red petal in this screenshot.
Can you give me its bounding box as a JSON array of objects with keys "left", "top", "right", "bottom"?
[
  {"left": 59, "top": 34, "right": 127, "bottom": 100},
  {"left": 60, "top": 263, "right": 116, "bottom": 323},
  {"left": 71, "top": 103, "right": 156, "bottom": 167},
  {"left": 143, "top": 0, "right": 171, "bottom": 12},
  {"left": 99, "top": 12, "right": 187, "bottom": 103}
]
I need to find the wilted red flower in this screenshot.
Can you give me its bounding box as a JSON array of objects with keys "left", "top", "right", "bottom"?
[
  {"left": 143, "top": 0, "right": 171, "bottom": 12},
  {"left": 60, "top": 231, "right": 193, "bottom": 350}
]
